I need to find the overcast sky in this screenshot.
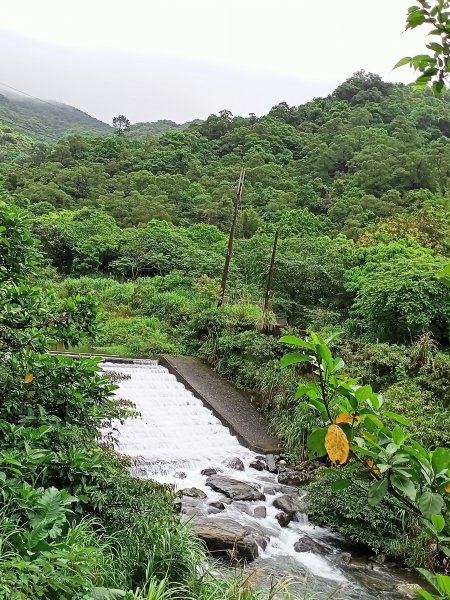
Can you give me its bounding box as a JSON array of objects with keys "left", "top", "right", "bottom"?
[{"left": 0, "top": 0, "right": 427, "bottom": 125}]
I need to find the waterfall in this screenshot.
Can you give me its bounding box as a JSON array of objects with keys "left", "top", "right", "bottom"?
[{"left": 103, "top": 360, "right": 417, "bottom": 600}]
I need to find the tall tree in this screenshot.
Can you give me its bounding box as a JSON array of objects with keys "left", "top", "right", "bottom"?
[{"left": 112, "top": 114, "right": 130, "bottom": 136}]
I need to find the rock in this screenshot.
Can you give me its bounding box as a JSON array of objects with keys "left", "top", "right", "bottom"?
[
  {"left": 176, "top": 497, "right": 207, "bottom": 517},
  {"left": 266, "top": 454, "right": 277, "bottom": 473},
  {"left": 233, "top": 501, "right": 253, "bottom": 515},
  {"left": 206, "top": 475, "right": 265, "bottom": 501},
  {"left": 278, "top": 469, "right": 314, "bottom": 487},
  {"left": 396, "top": 584, "right": 420, "bottom": 598},
  {"left": 272, "top": 494, "right": 305, "bottom": 516},
  {"left": 224, "top": 457, "right": 245, "bottom": 471},
  {"left": 207, "top": 505, "right": 223, "bottom": 514},
  {"left": 294, "top": 535, "right": 327, "bottom": 554},
  {"left": 219, "top": 496, "right": 233, "bottom": 505},
  {"left": 253, "top": 506, "right": 266, "bottom": 519},
  {"left": 201, "top": 468, "right": 217, "bottom": 476},
  {"left": 255, "top": 455, "right": 266, "bottom": 461},
  {"left": 275, "top": 511, "right": 292, "bottom": 527},
  {"left": 208, "top": 501, "right": 225, "bottom": 511},
  {"left": 249, "top": 460, "right": 266, "bottom": 471},
  {"left": 180, "top": 487, "right": 207, "bottom": 499},
  {"left": 174, "top": 471, "right": 187, "bottom": 479},
  {"left": 334, "top": 552, "right": 352, "bottom": 566},
  {"left": 263, "top": 486, "right": 276, "bottom": 495},
  {"left": 278, "top": 459, "right": 287, "bottom": 467},
  {"left": 369, "top": 554, "right": 386, "bottom": 565},
  {"left": 295, "top": 460, "right": 323, "bottom": 472},
  {"left": 189, "top": 516, "right": 263, "bottom": 561}
]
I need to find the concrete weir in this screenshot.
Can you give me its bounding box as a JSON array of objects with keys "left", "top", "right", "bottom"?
[{"left": 159, "top": 354, "right": 281, "bottom": 454}]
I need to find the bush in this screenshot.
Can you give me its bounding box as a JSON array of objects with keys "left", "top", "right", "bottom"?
[
  {"left": 383, "top": 381, "right": 450, "bottom": 448},
  {"left": 94, "top": 317, "right": 181, "bottom": 356},
  {"left": 306, "top": 467, "right": 431, "bottom": 567}
]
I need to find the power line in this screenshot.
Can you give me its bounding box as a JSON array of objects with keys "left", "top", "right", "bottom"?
[{"left": 0, "top": 80, "right": 57, "bottom": 108}]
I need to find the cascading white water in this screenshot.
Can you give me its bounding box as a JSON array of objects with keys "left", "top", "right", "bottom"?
[{"left": 104, "top": 361, "right": 417, "bottom": 600}]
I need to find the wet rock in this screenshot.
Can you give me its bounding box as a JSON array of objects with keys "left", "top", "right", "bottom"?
[
  {"left": 369, "top": 554, "right": 386, "bottom": 565},
  {"left": 201, "top": 468, "right": 217, "bottom": 476},
  {"left": 219, "top": 496, "right": 233, "bottom": 505},
  {"left": 180, "top": 487, "right": 207, "bottom": 499},
  {"left": 278, "top": 469, "right": 314, "bottom": 487},
  {"left": 207, "top": 505, "right": 223, "bottom": 514},
  {"left": 224, "top": 457, "right": 245, "bottom": 471},
  {"left": 295, "top": 460, "right": 323, "bottom": 472},
  {"left": 189, "top": 516, "right": 262, "bottom": 561},
  {"left": 233, "top": 501, "right": 253, "bottom": 515},
  {"left": 174, "top": 471, "right": 187, "bottom": 479},
  {"left": 253, "top": 506, "right": 266, "bottom": 519},
  {"left": 208, "top": 501, "right": 225, "bottom": 511},
  {"left": 277, "top": 459, "right": 287, "bottom": 467},
  {"left": 249, "top": 460, "right": 266, "bottom": 471},
  {"left": 266, "top": 454, "right": 278, "bottom": 473},
  {"left": 255, "top": 455, "right": 266, "bottom": 461},
  {"left": 275, "top": 511, "right": 292, "bottom": 527},
  {"left": 206, "top": 475, "right": 265, "bottom": 501},
  {"left": 263, "top": 485, "right": 276, "bottom": 495},
  {"left": 175, "top": 497, "right": 207, "bottom": 517},
  {"left": 272, "top": 494, "right": 305, "bottom": 516},
  {"left": 294, "top": 535, "right": 327, "bottom": 554},
  {"left": 334, "top": 552, "right": 352, "bottom": 566},
  {"left": 396, "top": 584, "right": 420, "bottom": 598}
]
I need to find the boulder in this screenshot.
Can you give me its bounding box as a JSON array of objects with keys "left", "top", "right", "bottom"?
[
  {"left": 175, "top": 497, "right": 207, "bottom": 517},
  {"left": 272, "top": 494, "right": 305, "bottom": 516},
  {"left": 233, "top": 501, "right": 253, "bottom": 515},
  {"left": 201, "top": 468, "right": 217, "bottom": 476},
  {"left": 275, "top": 511, "right": 292, "bottom": 527},
  {"left": 266, "top": 454, "right": 277, "bottom": 473},
  {"left": 263, "top": 485, "right": 276, "bottom": 495},
  {"left": 224, "top": 457, "right": 245, "bottom": 471},
  {"left": 180, "top": 487, "right": 207, "bottom": 499},
  {"left": 253, "top": 506, "right": 266, "bottom": 519},
  {"left": 174, "top": 471, "right": 187, "bottom": 479},
  {"left": 206, "top": 475, "right": 265, "bottom": 501},
  {"left": 189, "top": 517, "right": 264, "bottom": 561},
  {"left": 334, "top": 552, "right": 352, "bottom": 566},
  {"left": 294, "top": 535, "right": 327, "bottom": 554},
  {"left": 249, "top": 460, "right": 266, "bottom": 471},
  {"left": 208, "top": 501, "right": 225, "bottom": 511},
  {"left": 278, "top": 469, "right": 314, "bottom": 487}
]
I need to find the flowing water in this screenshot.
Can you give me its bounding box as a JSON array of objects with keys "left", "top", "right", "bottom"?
[{"left": 103, "top": 360, "right": 420, "bottom": 600}]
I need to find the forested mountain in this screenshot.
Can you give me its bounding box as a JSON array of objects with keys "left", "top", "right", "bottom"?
[
  {"left": 3, "top": 69, "right": 450, "bottom": 591},
  {"left": 127, "top": 119, "right": 182, "bottom": 138},
  {"left": 0, "top": 87, "right": 110, "bottom": 141}
]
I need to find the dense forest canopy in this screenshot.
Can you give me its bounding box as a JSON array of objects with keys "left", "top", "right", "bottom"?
[{"left": 3, "top": 69, "right": 450, "bottom": 594}]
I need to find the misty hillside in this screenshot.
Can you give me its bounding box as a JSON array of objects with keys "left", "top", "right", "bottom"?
[{"left": 0, "top": 89, "right": 111, "bottom": 142}]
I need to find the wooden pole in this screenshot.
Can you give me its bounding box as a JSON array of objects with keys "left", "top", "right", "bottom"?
[
  {"left": 218, "top": 167, "right": 245, "bottom": 307},
  {"left": 263, "top": 230, "right": 279, "bottom": 313}
]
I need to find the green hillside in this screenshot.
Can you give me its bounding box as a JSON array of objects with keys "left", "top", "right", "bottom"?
[{"left": 0, "top": 90, "right": 111, "bottom": 141}]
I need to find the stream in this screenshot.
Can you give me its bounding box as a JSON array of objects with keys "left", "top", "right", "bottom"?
[{"left": 103, "top": 360, "right": 420, "bottom": 600}]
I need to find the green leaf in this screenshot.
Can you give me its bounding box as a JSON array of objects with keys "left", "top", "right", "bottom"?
[
  {"left": 279, "top": 335, "right": 315, "bottom": 351},
  {"left": 392, "top": 425, "right": 406, "bottom": 446},
  {"left": 280, "top": 352, "right": 311, "bottom": 368},
  {"left": 331, "top": 478, "right": 352, "bottom": 492},
  {"left": 368, "top": 479, "right": 389, "bottom": 507},
  {"left": 431, "top": 514, "right": 446, "bottom": 534},
  {"left": 393, "top": 56, "right": 412, "bottom": 69},
  {"left": 418, "top": 491, "right": 444, "bottom": 519},
  {"left": 383, "top": 411, "right": 410, "bottom": 426},
  {"left": 390, "top": 473, "right": 417, "bottom": 502},
  {"left": 436, "top": 574, "right": 450, "bottom": 595},
  {"left": 307, "top": 427, "right": 327, "bottom": 460},
  {"left": 431, "top": 448, "right": 450, "bottom": 475}
]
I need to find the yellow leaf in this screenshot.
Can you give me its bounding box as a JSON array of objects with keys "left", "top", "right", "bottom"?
[
  {"left": 325, "top": 424, "right": 350, "bottom": 465},
  {"left": 445, "top": 483, "right": 450, "bottom": 493},
  {"left": 336, "top": 413, "right": 361, "bottom": 425},
  {"left": 366, "top": 458, "right": 381, "bottom": 477},
  {"left": 24, "top": 373, "right": 34, "bottom": 384}
]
